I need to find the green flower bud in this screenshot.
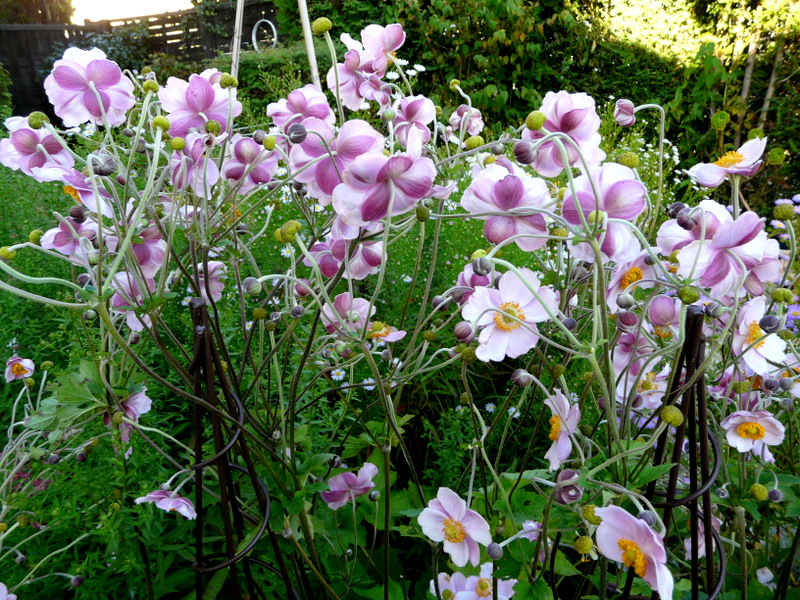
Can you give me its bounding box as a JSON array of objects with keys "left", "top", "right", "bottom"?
[
  {"left": 465, "top": 135, "right": 484, "bottom": 151},
  {"left": 778, "top": 328, "right": 796, "bottom": 341},
  {"left": 617, "top": 151, "right": 640, "bottom": 169},
  {"left": 41, "top": 361, "right": 54, "bottom": 370},
  {"left": 142, "top": 80, "right": 159, "bottom": 94},
  {"left": 219, "top": 74, "right": 238, "bottom": 89},
  {"left": 151, "top": 116, "right": 170, "bottom": 131},
  {"left": 710, "top": 110, "right": 729, "bottom": 131},
  {"left": 17, "top": 515, "right": 29, "bottom": 528},
  {"left": 0, "top": 522, "right": 7, "bottom": 532},
  {"left": 449, "top": 79, "right": 461, "bottom": 91},
  {"left": 25, "top": 378, "right": 34, "bottom": 387},
  {"left": 574, "top": 536, "right": 594, "bottom": 554},
  {"left": 253, "top": 307, "right": 268, "bottom": 320},
  {"left": 312, "top": 17, "right": 332, "bottom": 35},
  {"left": 525, "top": 110, "right": 546, "bottom": 131},
  {"left": 170, "top": 137, "right": 186, "bottom": 151},
  {"left": 552, "top": 364, "right": 566, "bottom": 378},
  {"left": 263, "top": 135, "right": 276, "bottom": 151},
  {"left": 586, "top": 210, "right": 605, "bottom": 225},
  {"left": 660, "top": 405, "right": 684, "bottom": 427},
  {"left": 142, "top": 66, "right": 152, "bottom": 75},
  {"left": 415, "top": 205, "right": 430, "bottom": 222},
  {"left": 750, "top": 482, "right": 768, "bottom": 501},
  {"left": 422, "top": 330, "right": 436, "bottom": 343},
  {"left": 551, "top": 227, "right": 568, "bottom": 239},
  {"left": 112, "top": 411, "right": 124, "bottom": 425},
  {"left": 264, "top": 320, "right": 277, "bottom": 332},
  {"left": 677, "top": 285, "right": 700, "bottom": 305},
  {"left": 205, "top": 119, "right": 222, "bottom": 135},
  {"left": 748, "top": 128, "right": 765, "bottom": 141},
  {"left": 27, "top": 111, "right": 49, "bottom": 129},
  {"left": 109, "top": 502, "right": 121, "bottom": 511},
  {"left": 0, "top": 246, "right": 16, "bottom": 260},
  {"left": 774, "top": 204, "right": 794, "bottom": 221},
  {"left": 771, "top": 288, "right": 794, "bottom": 303},
  {"left": 29, "top": 229, "right": 44, "bottom": 244},
  {"left": 582, "top": 504, "right": 602, "bottom": 525}
]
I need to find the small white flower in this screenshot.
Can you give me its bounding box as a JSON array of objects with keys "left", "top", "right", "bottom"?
[
  {"left": 385, "top": 72, "right": 400, "bottom": 81},
  {"left": 485, "top": 403, "right": 496, "bottom": 413},
  {"left": 455, "top": 405, "right": 465, "bottom": 413},
  {"left": 245, "top": 320, "right": 254, "bottom": 331},
  {"left": 181, "top": 296, "right": 192, "bottom": 307},
  {"left": 401, "top": 274, "right": 412, "bottom": 283},
  {"left": 413, "top": 64, "right": 426, "bottom": 72},
  {"left": 405, "top": 69, "right": 417, "bottom": 77},
  {"left": 508, "top": 407, "right": 521, "bottom": 419},
  {"left": 281, "top": 247, "right": 293, "bottom": 258},
  {"left": 757, "top": 567, "right": 776, "bottom": 591},
  {"left": 330, "top": 368, "right": 346, "bottom": 381},
  {"left": 395, "top": 58, "right": 409, "bottom": 66},
  {"left": 359, "top": 101, "right": 371, "bottom": 111},
  {"left": 362, "top": 377, "right": 376, "bottom": 391}
]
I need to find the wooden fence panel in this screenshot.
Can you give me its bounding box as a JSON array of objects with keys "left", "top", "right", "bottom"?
[{"left": 0, "top": 0, "right": 279, "bottom": 118}]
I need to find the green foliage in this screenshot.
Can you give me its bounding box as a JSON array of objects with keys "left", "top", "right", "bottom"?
[
  {"left": 272, "top": 0, "right": 384, "bottom": 43},
  {"left": 0, "top": 0, "right": 73, "bottom": 24},
  {"left": 0, "top": 62, "right": 12, "bottom": 123},
  {"left": 144, "top": 52, "right": 205, "bottom": 82},
  {"left": 43, "top": 23, "right": 154, "bottom": 76}
]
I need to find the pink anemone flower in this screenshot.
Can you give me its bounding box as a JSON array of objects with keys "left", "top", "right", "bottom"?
[
  {"left": 267, "top": 84, "right": 334, "bottom": 129},
  {"left": 605, "top": 252, "right": 659, "bottom": 313},
  {"left": 0, "top": 582, "right": 17, "bottom": 600},
  {"left": 158, "top": 68, "right": 242, "bottom": 138},
  {"left": 5, "top": 356, "right": 34, "bottom": 382},
  {"left": 196, "top": 261, "right": 226, "bottom": 303},
  {"left": 430, "top": 572, "right": 471, "bottom": 598},
  {"left": 40, "top": 217, "right": 98, "bottom": 258},
  {"left": 320, "top": 462, "right": 378, "bottom": 510},
  {"left": 393, "top": 94, "right": 435, "bottom": 148},
  {"left": 732, "top": 297, "right": 786, "bottom": 376},
  {"left": 461, "top": 268, "right": 559, "bottom": 362},
  {"left": 460, "top": 160, "right": 551, "bottom": 251},
  {"left": 135, "top": 489, "right": 196, "bottom": 519},
  {"left": 720, "top": 410, "right": 784, "bottom": 463},
  {"left": 561, "top": 162, "right": 646, "bottom": 264},
  {"left": 222, "top": 134, "right": 279, "bottom": 195},
  {"left": 0, "top": 116, "right": 74, "bottom": 181},
  {"left": 687, "top": 137, "right": 767, "bottom": 188},
  {"left": 110, "top": 272, "right": 156, "bottom": 332},
  {"left": 418, "top": 487, "right": 492, "bottom": 567},
  {"left": 170, "top": 132, "right": 220, "bottom": 198},
  {"left": 594, "top": 505, "right": 674, "bottom": 600},
  {"left": 543, "top": 390, "right": 581, "bottom": 471},
  {"left": 359, "top": 23, "right": 406, "bottom": 76},
  {"left": 321, "top": 292, "right": 376, "bottom": 337},
  {"left": 465, "top": 563, "right": 518, "bottom": 600},
  {"left": 44, "top": 47, "right": 135, "bottom": 127},
  {"left": 449, "top": 104, "right": 484, "bottom": 137},
  {"left": 368, "top": 322, "right": 406, "bottom": 344},
  {"left": 521, "top": 91, "right": 605, "bottom": 177}
]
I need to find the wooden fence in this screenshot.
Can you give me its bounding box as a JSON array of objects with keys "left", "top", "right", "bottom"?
[{"left": 0, "top": 0, "right": 279, "bottom": 118}]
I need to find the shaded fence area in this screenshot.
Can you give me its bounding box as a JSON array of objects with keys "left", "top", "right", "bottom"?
[{"left": 0, "top": 0, "right": 278, "bottom": 117}]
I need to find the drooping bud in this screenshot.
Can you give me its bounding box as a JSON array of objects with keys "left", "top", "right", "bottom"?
[
  {"left": 704, "top": 300, "right": 724, "bottom": 319},
  {"left": 29, "top": 229, "right": 43, "bottom": 244},
  {"left": 312, "top": 17, "right": 333, "bottom": 35},
  {"left": 471, "top": 256, "right": 492, "bottom": 277},
  {"left": 513, "top": 140, "right": 535, "bottom": 164},
  {"left": 71, "top": 575, "right": 85, "bottom": 588},
  {"left": 368, "top": 490, "right": 380, "bottom": 501},
  {"left": 242, "top": 277, "right": 262, "bottom": 296},
  {"left": 27, "top": 111, "right": 49, "bottom": 129},
  {"left": 487, "top": 542, "right": 503, "bottom": 560},
  {"left": 768, "top": 488, "right": 783, "bottom": 502},
  {"left": 759, "top": 315, "right": 781, "bottom": 334},
  {"left": 287, "top": 123, "right": 307, "bottom": 144},
  {"left": 290, "top": 305, "right": 306, "bottom": 319},
  {"left": 15, "top": 553, "right": 26, "bottom": 565},
  {"left": 715, "top": 487, "right": 729, "bottom": 499},
  {"left": 511, "top": 368, "right": 533, "bottom": 387},
  {"left": 637, "top": 511, "right": 657, "bottom": 527},
  {"left": 454, "top": 321, "right": 474, "bottom": 343},
  {"left": 661, "top": 405, "right": 684, "bottom": 427},
  {"left": 666, "top": 202, "right": 686, "bottom": 218},
  {"left": 676, "top": 208, "right": 698, "bottom": 230},
  {"left": 762, "top": 378, "right": 780, "bottom": 392},
  {"left": 614, "top": 99, "right": 636, "bottom": 127}
]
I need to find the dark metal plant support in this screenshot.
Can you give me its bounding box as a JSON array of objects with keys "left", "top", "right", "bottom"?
[
  {"left": 622, "top": 306, "right": 726, "bottom": 599},
  {"left": 187, "top": 298, "right": 299, "bottom": 599}
]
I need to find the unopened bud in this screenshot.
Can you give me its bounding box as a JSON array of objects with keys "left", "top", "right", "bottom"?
[
  {"left": 779, "top": 377, "right": 794, "bottom": 391},
  {"left": 511, "top": 368, "right": 533, "bottom": 387},
  {"left": 287, "top": 123, "right": 307, "bottom": 144},
  {"left": 616, "top": 293, "right": 635, "bottom": 310},
  {"left": 29, "top": 229, "right": 44, "bottom": 244},
  {"left": 704, "top": 300, "right": 724, "bottom": 318},
  {"left": 661, "top": 405, "right": 684, "bottom": 427},
  {"left": 219, "top": 74, "right": 238, "bottom": 89},
  {"left": 151, "top": 116, "right": 170, "bottom": 131},
  {"left": 759, "top": 315, "right": 781, "bottom": 334},
  {"left": 471, "top": 257, "right": 492, "bottom": 277},
  {"left": 71, "top": 575, "right": 85, "bottom": 588},
  {"left": 487, "top": 542, "right": 503, "bottom": 560},
  {"left": 312, "top": 17, "right": 332, "bottom": 35},
  {"left": 762, "top": 378, "right": 780, "bottom": 392},
  {"left": 667, "top": 202, "right": 686, "bottom": 218},
  {"left": 242, "top": 277, "right": 261, "bottom": 296},
  {"left": 143, "top": 79, "right": 159, "bottom": 94},
  {"left": 637, "top": 511, "right": 657, "bottom": 527},
  {"left": 47, "top": 453, "right": 61, "bottom": 465},
  {"left": 465, "top": 135, "right": 484, "bottom": 151},
  {"left": 614, "top": 99, "right": 636, "bottom": 127},
  {"left": 381, "top": 108, "right": 396, "bottom": 123},
  {"left": 15, "top": 553, "right": 26, "bottom": 565},
  {"left": 676, "top": 208, "right": 698, "bottom": 230},
  {"left": 715, "top": 487, "right": 729, "bottom": 499},
  {"left": 290, "top": 305, "right": 306, "bottom": 319},
  {"left": 513, "top": 140, "right": 535, "bottom": 164},
  {"left": 76, "top": 452, "right": 87, "bottom": 462},
  {"left": 454, "top": 321, "right": 474, "bottom": 343},
  {"left": 27, "top": 111, "right": 49, "bottom": 129},
  {"left": 368, "top": 490, "right": 380, "bottom": 501},
  {"left": 768, "top": 488, "right": 783, "bottom": 502}
]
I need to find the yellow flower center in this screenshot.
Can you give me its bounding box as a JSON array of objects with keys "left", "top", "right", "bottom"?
[
  {"left": 442, "top": 517, "right": 466, "bottom": 543},
  {"left": 713, "top": 151, "right": 744, "bottom": 168},
  {"left": 618, "top": 538, "right": 647, "bottom": 577},
  {"left": 369, "top": 322, "right": 391, "bottom": 339},
  {"left": 63, "top": 185, "right": 80, "bottom": 202},
  {"left": 620, "top": 266, "right": 644, "bottom": 290},
  {"left": 736, "top": 422, "right": 765, "bottom": 440},
  {"left": 746, "top": 321, "right": 766, "bottom": 349},
  {"left": 653, "top": 326, "right": 673, "bottom": 340},
  {"left": 638, "top": 371, "right": 657, "bottom": 392},
  {"left": 493, "top": 301, "right": 525, "bottom": 332},
  {"left": 11, "top": 363, "right": 28, "bottom": 376},
  {"left": 476, "top": 578, "right": 492, "bottom": 597},
  {"left": 549, "top": 415, "right": 562, "bottom": 441}
]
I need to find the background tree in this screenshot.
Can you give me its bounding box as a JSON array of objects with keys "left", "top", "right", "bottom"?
[{"left": 0, "top": 0, "right": 73, "bottom": 24}]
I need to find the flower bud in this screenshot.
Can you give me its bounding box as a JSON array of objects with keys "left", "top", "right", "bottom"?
[
  {"left": 312, "top": 17, "right": 332, "bottom": 35},
  {"left": 614, "top": 99, "right": 636, "bottom": 127},
  {"left": 454, "top": 321, "right": 474, "bottom": 343},
  {"left": 287, "top": 123, "right": 307, "bottom": 144},
  {"left": 295, "top": 279, "right": 312, "bottom": 297},
  {"left": 432, "top": 294, "right": 450, "bottom": 309},
  {"left": 750, "top": 483, "right": 768, "bottom": 501},
  {"left": 29, "top": 229, "right": 43, "bottom": 244},
  {"left": 574, "top": 536, "right": 594, "bottom": 554},
  {"left": 660, "top": 405, "right": 684, "bottom": 427},
  {"left": 89, "top": 152, "right": 116, "bottom": 176},
  {"left": 779, "top": 377, "right": 794, "bottom": 391},
  {"left": 368, "top": 490, "right": 380, "bottom": 501},
  {"left": 416, "top": 205, "right": 430, "bottom": 222},
  {"left": 465, "top": 135, "right": 484, "bottom": 151},
  {"left": 15, "top": 553, "right": 26, "bottom": 565},
  {"left": 525, "top": 110, "right": 547, "bottom": 130},
  {"left": 762, "top": 378, "right": 780, "bottom": 392},
  {"left": 290, "top": 305, "right": 306, "bottom": 319},
  {"left": 667, "top": 202, "right": 686, "bottom": 218},
  {"left": 513, "top": 140, "right": 535, "bottom": 164},
  {"left": 704, "top": 300, "right": 724, "bottom": 319},
  {"left": 151, "top": 116, "right": 170, "bottom": 131},
  {"left": 768, "top": 488, "right": 783, "bottom": 502},
  {"left": 511, "top": 368, "right": 533, "bottom": 387},
  {"left": 133, "top": 138, "right": 146, "bottom": 153},
  {"left": 219, "top": 73, "right": 238, "bottom": 89},
  {"left": 47, "top": 453, "right": 61, "bottom": 465},
  {"left": 676, "top": 208, "right": 698, "bottom": 230},
  {"left": 25, "top": 377, "right": 34, "bottom": 387},
  {"left": 76, "top": 452, "right": 87, "bottom": 462},
  {"left": 471, "top": 256, "right": 493, "bottom": 277},
  {"left": 637, "top": 511, "right": 657, "bottom": 526},
  {"left": 27, "top": 111, "right": 49, "bottom": 129},
  {"left": 0, "top": 246, "right": 16, "bottom": 260},
  {"left": 449, "top": 79, "right": 461, "bottom": 91},
  {"left": 759, "top": 315, "right": 781, "bottom": 334},
  {"left": 71, "top": 575, "right": 85, "bottom": 588},
  {"left": 491, "top": 142, "right": 505, "bottom": 156},
  {"left": 779, "top": 397, "right": 794, "bottom": 410},
  {"left": 487, "top": 542, "right": 503, "bottom": 560},
  {"left": 616, "top": 293, "right": 635, "bottom": 310},
  {"left": 381, "top": 108, "right": 396, "bottom": 123},
  {"left": 328, "top": 455, "right": 342, "bottom": 468},
  {"left": 241, "top": 276, "right": 261, "bottom": 296}
]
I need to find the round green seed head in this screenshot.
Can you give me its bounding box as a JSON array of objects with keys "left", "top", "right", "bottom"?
[
  {"left": 219, "top": 74, "right": 238, "bottom": 89},
  {"left": 581, "top": 504, "right": 602, "bottom": 525},
  {"left": 142, "top": 80, "right": 159, "bottom": 94},
  {"left": 525, "top": 110, "right": 546, "bottom": 131},
  {"left": 415, "top": 205, "right": 430, "bottom": 222},
  {"left": 263, "top": 135, "right": 277, "bottom": 151},
  {"left": 774, "top": 204, "right": 794, "bottom": 221},
  {"left": 750, "top": 483, "right": 768, "bottom": 502},
  {"left": 574, "top": 536, "right": 594, "bottom": 554},
  {"left": 551, "top": 227, "right": 569, "bottom": 239},
  {"left": 152, "top": 116, "right": 170, "bottom": 131},
  {"left": 264, "top": 320, "right": 277, "bottom": 332},
  {"left": 617, "top": 151, "right": 640, "bottom": 169},
  {"left": 465, "top": 135, "right": 484, "bottom": 151},
  {"left": 422, "top": 330, "right": 436, "bottom": 343},
  {"left": 170, "top": 137, "right": 186, "bottom": 151},
  {"left": 27, "top": 111, "right": 49, "bottom": 129},
  {"left": 312, "top": 17, "right": 332, "bottom": 35},
  {"left": 0, "top": 246, "right": 16, "bottom": 260},
  {"left": 29, "top": 229, "right": 44, "bottom": 244},
  {"left": 660, "top": 405, "right": 684, "bottom": 427},
  {"left": 677, "top": 286, "right": 700, "bottom": 305},
  {"left": 253, "top": 307, "right": 268, "bottom": 320},
  {"left": 461, "top": 347, "right": 477, "bottom": 363},
  {"left": 205, "top": 119, "right": 222, "bottom": 135},
  {"left": 449, "top": 79, "right": 461, "bottom": 91}
]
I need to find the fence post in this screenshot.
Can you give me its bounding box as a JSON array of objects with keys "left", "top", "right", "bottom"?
[{"left": 297, "top": 0, "right": 321, "bottom": 88}]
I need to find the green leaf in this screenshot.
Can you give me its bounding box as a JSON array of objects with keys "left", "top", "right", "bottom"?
[
  {"left": 553, "top": 550, "right": 581, "bottom": 576},
  {"left": 635, "top": 463, "right": 676, "bottom": 486}
]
